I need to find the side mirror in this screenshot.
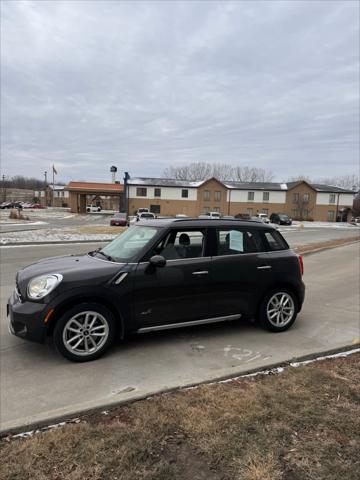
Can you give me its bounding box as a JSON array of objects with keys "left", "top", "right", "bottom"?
[{"left": 149, "top": 255, "right": 166, "bottom": 268}]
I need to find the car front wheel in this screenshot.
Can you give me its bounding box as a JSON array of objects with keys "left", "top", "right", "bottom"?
[
  {"left": 53, "top": 303, "right": 116, "bottom": 362},
  {"left": 258, "top": 289, "right": 298, "bottom": 332}
]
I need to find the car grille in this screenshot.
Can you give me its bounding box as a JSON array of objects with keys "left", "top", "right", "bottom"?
[{"left": 15, "top": 281, "right": 23, "bottom": 302}]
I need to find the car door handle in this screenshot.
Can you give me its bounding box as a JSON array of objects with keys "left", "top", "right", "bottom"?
[
  {"left": 257, "top": 265, "right": 272, "bottom": 270},
  {"left": 192, "top": 270, "right": 209, "bottom": 276}
]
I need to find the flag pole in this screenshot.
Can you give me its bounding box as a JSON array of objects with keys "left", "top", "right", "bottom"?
[{"left": 52, "top": 165, "right": 55, "bottom": 207}]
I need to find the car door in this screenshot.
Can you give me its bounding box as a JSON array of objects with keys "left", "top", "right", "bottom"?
[
  {"left": 210, "top": 227, "right": 273, "bottom": 318},
  {"left": 133, "top": 228, "right": 212, "bottom": 329}
]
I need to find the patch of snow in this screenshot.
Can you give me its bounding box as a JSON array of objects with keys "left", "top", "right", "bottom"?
[{"left": 0, "top": 229, "right": 117, "bottom": 244}]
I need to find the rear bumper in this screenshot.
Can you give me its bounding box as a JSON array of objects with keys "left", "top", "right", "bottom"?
[
  {"left": 7, "top": 291, "right": 48, "bottom": 343},
  {"left": 297, "top": 281, "right": 305, "bottom": 312}
]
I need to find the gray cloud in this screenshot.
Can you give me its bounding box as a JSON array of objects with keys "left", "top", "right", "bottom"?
[{"left": 1, "top": 0, "right": 359, "bottom": 182}]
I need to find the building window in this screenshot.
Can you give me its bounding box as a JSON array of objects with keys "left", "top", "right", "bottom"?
[
  {"left": 154, "top": 188, "right": 161, "bottom": 198},
  {"left": 203, "top": 190, "right": 210, "bottom": 201},
  {"left": 293, "top": 193, "right": 299, "bottom": 203},
  {"left": 329, "top": 194, "right": 336, "bottom": 204},
  {"left": 303, "top": 193, "right": 310, "bottom": 202},
  {"left": 327, "top": 210, "right": 335, "bottom": 221},
  {"left": 263, "top": 192, "right": 269, "bottom": 202},
  {"left": 292, "top": 208, "right": 299, "bottom": 218},
  {"left": 181, "top": 189, "right": 188, "bottom": 198},
  {"left": 203, "top": 206, "right": 210, "bottom": 214},
  {"left": 248, "top": 192, "right": 254, "bottom": 201},
  {"left": 303, "top": 208, "right": 309, "bottom": 218},
  {"left": 213, "top": 207, "right": 220, "bottom": 213},
  {"left": 214, "top": 191, "right": 221, "bottom": 202},
  {"left": 150, "top": 204, "right": 160, "bottom": 214},
  {"left": 247, "top": 208, "right": 253, "bottom": 215},
  {"left": 136, "top": 187, "right": 147, "bottom": 197},
  {"left": 262, "top": 208, "right": 269, "bottom": 215}
]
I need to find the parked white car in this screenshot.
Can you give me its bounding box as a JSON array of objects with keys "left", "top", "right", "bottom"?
[
  {"left": 136, "top": 208, "right": 149, "bottom": 215},
  {"left": 198, "top": 211, "right": 221, "bottom": 219},
  {"left": 256, "top": 213, "right": 270, "bottom": 223},
  {"left": 130, "top": 212, "right": 156, "bottom": 224},
  {"left": 87, "top": 205, "right": 102, "bottom": 213}
]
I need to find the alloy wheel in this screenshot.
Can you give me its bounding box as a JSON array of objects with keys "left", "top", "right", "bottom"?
[
  {"left": 62, "top": 310, "right": 109, "bottom": 356},
  {"left": 266, "top": 292, "right": 295, "bottom": 327}
]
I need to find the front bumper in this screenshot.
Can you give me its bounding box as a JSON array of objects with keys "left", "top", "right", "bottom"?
[{"left": 7, "top": 291, "right": 49, "bottom": 343}]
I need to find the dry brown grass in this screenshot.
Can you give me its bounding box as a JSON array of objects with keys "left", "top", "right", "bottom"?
[
  {"left": 1, "top": 354, "right": 359, "bottom": 480},
  {"left": 294, "top": 236, "right": 359, "bottom": 254}
]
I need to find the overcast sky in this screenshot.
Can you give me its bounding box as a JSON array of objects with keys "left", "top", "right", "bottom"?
[{"left": 1, "top": 0, "right": 359, "bottom": 183}]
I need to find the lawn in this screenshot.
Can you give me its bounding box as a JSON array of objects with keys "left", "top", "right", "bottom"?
[{"left": 1, "top": 353, "right": 359, "bottom": 480}]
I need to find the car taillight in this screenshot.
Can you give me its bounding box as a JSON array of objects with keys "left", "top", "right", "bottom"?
[{"left": 298, "top": 255, "right": 304, "bottom": 275}]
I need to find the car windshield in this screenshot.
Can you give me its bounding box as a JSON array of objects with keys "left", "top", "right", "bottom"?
[
  {"left": 279, "top": 215, "right": 289, "bottom": 220},
  {"left": 114, "top": 213, "right": 126, "bottom": 218},
  {"left": 140, "top": 213, "right": 154, "bottom": 218},
  {"left": 99, "top": 225, "right": 159, "bottom": 262}
]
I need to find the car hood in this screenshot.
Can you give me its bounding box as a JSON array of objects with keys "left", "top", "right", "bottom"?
[{"left": 16, "top": 254, "right": 126, "bottom": 294}]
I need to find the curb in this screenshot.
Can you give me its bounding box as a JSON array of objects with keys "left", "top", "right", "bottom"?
[
  {"left": 295, "top": 239, "right": 360, "bottom": 256},
  {"left": 0, "top": 239, "right": 111, "bottom": 246},
  {"left": 1, "top": 343, "right": 359, "bottom": 437}
]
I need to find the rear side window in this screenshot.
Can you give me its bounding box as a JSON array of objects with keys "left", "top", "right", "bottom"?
[
  {"left": 263, "top": 230, "right": 288, "bottom": 251},
  {"left": 216, "top": 229, "right": 263, "bottom": 255},
  {"left": 155, "top": 230, "right": 205, "bottom": 260}
]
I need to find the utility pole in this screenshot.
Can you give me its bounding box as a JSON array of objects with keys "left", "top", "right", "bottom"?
[
  {"left": 123, "top": 172, "right": 130, "bottom": 216},
  {"left": 1, "top": 175, "right": 6, "bottom": 202},
  {"left": 335, "top": 193, "right": 340, "bottom": 222}
]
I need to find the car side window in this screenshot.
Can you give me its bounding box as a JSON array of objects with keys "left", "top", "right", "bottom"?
[
  {"left": 263, "top": 231, "right": 288, "bottom": 251},
  {"left": 155, "top": 230, "right": 205, "bottom": 260},
  {"left": 216, "top": 229, "right": 262, "bottom": 255}
]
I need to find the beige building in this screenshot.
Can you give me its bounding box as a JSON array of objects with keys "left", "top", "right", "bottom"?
[
  {"left": 127, "top": 177, "right": 355, "bottom": 222},
  {"left": 66, "top": 182, "right": 124, "bottom": 213},
  {"left": 34, "top": 185, "right": 70, "bottom": 207}
]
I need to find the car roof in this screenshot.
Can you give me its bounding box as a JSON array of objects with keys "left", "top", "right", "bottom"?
[{"left": 135, "top": 218, "right": 276, "bottom": 229}]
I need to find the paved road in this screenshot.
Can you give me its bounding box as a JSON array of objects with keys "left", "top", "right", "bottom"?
[{"left": 0, "top": 242, "right": 359, "bottom": 432}]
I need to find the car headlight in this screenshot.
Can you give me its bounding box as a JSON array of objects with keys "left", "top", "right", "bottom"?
[{"left": 27, "top": 274, "right": 63, "bottom": 300}]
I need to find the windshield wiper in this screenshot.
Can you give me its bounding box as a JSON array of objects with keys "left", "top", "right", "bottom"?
[{"left": 89, "top": 248, "right": 114, "bottom": 262}]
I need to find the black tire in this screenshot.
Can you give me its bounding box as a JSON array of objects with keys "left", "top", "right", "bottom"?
[
  {"left": 258, "top": 288, "right": 298, "bottom": 332},
  {"left": 53, "top": 303, "right": 116, "bottom": 362}
]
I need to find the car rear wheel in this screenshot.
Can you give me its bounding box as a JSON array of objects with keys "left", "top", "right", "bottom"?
[
  {"left": 53, "top": 303, "right": 116, "bottom": 362},
  {"left": 258, "top": 289, "right": 298, "bottom": 332}
]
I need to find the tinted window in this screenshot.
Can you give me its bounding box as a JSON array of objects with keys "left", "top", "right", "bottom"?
[
  {"left": 155, "top": 230, "right": 205, "bottom": 260},
  {"left": 216, "top": 229, "right": 263, "bottom": 255},
  {"left": 263, "top": 231, "right": 288, "bottom": 251}
]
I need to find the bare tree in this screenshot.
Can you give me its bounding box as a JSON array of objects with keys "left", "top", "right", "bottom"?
[
  {"left": 352, "top": 192, "right": 360, "bottom": 217},
  {"left": 317, "top": 174, "right": 359, "bottom": 191},
  {"left": 163, "top": 162, "right": 274, "bottom": 182},
  {"left": 286, "top": 175, "right": 313, "bottom": 183},
  {"left": 233, "top": 166, "right": 274, "bottom": 182},
  {"left": 292, "top": 194, "right": 313, "bottom": 220}
]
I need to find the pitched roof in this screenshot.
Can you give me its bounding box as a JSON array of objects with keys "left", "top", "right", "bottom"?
[
  {"left": 308, "top": 183, "right": 355, "bottom": 193},
  {"left": 224, "top": 181, "right": 288, "bottom": 191},
  {"left": 66, "top": 181, "right": 123, "bottom": 192},
  {"left": 286, "top": 181, "right": 354, "bottom": 193},
  {"left": 127, "top": 177, "right": 203, "bottom": 188}
]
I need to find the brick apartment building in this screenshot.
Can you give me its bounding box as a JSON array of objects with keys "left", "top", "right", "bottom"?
[{"left": 126, "top": 177, "right": 355, "bottom": 222}]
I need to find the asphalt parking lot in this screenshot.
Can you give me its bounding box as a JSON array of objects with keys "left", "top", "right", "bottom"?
[{"left": 0, "top": 241, "right": 359, "bottom": 432}]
